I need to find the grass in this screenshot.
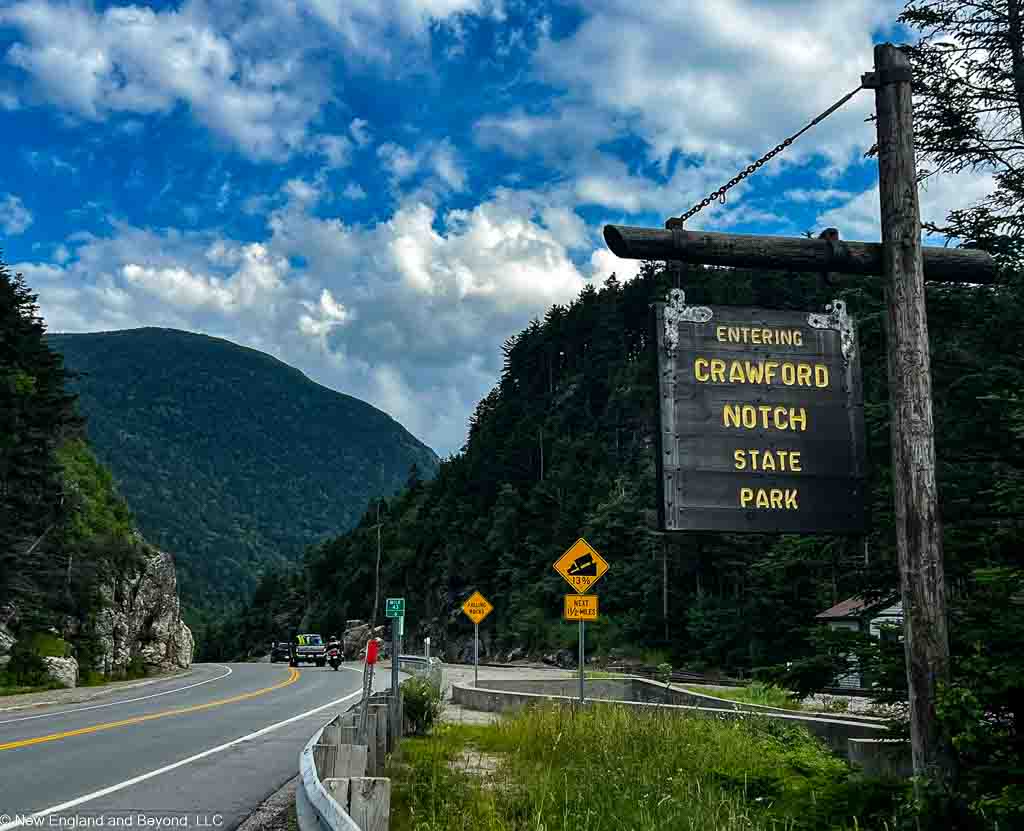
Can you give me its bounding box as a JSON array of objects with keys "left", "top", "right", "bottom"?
[
  {"left": 0, "top": 681, "right": 64, "bottom": 696},
  {"left": 684, "top": 682, "right": 805, "bottom": 711},
  {"left": 389, "top": 704, "right": 906, "bottom": 831}
]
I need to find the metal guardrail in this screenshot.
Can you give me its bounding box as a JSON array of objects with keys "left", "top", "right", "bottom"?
[{"left": 297, "top": 692, "right": 395, "bottom": 831}]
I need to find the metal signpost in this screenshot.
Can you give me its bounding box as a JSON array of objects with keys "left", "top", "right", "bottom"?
[
  {"left": 554, "top": 539, "right": 609, "bottom": 704},
  {"left": 461, "top": 590, "right": 493, "bottom": 687},
  {"left": 385, "top": 597, "right": 404, "bottom": 752}
]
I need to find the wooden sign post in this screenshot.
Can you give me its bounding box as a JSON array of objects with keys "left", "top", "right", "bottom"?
[
  {"left": 602, "top": 43, "right": 994, "bottom": 784},
  {"left": 866, "top": 42, "right": 952, "bottom": 784}
]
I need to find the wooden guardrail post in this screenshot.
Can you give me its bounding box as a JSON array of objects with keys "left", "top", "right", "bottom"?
[
  {"left": 365, "top": 709, "right": 378, "bottom": 776},
  {"left": 370, "top": 703, "right": 388, "bottom": 774},
  {"left": 349, "top": 778, "right": 391, "bottom": 831}
]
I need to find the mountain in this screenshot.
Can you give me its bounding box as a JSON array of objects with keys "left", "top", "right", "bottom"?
[
  {"left": 47, "top": 328, "right": 439, "bottom": 616},
  {"left": 238, "top": 264, "right": 1022, "bottom": 674}
]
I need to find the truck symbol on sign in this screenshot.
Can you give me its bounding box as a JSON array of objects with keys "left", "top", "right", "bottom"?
[{"left": 567, "top": 554, "right": 597, "bottom": 576}]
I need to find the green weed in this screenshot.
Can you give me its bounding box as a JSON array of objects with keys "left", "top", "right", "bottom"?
[{"left": 388, "top": 704, "right": 905, "bottom": 831}]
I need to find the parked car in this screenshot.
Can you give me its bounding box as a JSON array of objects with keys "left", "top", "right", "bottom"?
[
  {"left": 290, "top": 633, "right": 327, "bottom": 667},
  {"left": 270, "top": 642, "right": 290, "bottom": 663}
]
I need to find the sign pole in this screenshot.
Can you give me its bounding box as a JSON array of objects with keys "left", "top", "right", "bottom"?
[
  {"left": 391, "top": 617, "right": 400, "bottom": 752},
  {"left": 474, "top": 622, "right": 479, "bottom": 687},
  {"left": 868, "top": 42, "right": 952, "bottom": 785},
  {"left": 578, "top": 620, "right": 585, "bottom": 704}
]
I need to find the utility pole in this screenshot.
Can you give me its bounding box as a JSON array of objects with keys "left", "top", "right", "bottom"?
[
  {"left": 369, "top": 500, "right": 383, "bottom": 635},
  {"left": 867, "top": 42, "right": 952, "bottom": 785}
]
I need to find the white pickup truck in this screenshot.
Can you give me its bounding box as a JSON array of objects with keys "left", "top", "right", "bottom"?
[{"left": 290, "top": 633, "right": 327, "bottom": 667}]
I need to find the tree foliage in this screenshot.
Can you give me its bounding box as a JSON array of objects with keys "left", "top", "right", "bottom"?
[{"left": 901, "top": 0, "right": 1024, "bottom": 267}]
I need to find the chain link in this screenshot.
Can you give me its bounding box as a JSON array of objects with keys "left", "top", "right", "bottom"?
[{"left": 666, "top": 84, "right": 866, "bottom": 229}]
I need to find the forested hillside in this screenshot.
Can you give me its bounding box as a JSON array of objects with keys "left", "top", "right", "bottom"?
[
  {"left": 215, "top": 260, "right": 1023, "bottom": 673},
  {"left": 1, "top": 260, "right": 191, "bottom": 687},
  {"left": 48, "top": 328, "right": 440, "bottom": 625}
]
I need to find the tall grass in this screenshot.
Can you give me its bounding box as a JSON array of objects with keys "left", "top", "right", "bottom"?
[
  {"left": 389, "top": 704, "right": 904, "bottom": 831},
  {"left": 685, "top": 681, "right": 804, "bottom": 710}
]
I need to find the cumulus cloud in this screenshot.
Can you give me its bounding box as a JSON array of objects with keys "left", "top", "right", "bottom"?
[
  {"left": 1, "top": 193, "right": 33, "bottom": 235},
  {"left": 18, "top": 186, "right": 589, "bottom": 454},
  {"left": 0, "top": 0, "right": 501, "bottom": 160},
  {"left": 376, "top": 138, "right": 468, "bottom": 193},
  {"left": 478, "top": 0, "right": 900, "bottom": 183},
  {"left": 816, "top": 168, "right": 998, "bottom": 241}
]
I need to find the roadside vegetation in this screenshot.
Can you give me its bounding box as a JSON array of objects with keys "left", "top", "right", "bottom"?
[
  {"left": 684, "top": 682, "right": 804, "bottom": 711},
  {"left": 389, "top": 705, "right": 904, "bottom": 831}
]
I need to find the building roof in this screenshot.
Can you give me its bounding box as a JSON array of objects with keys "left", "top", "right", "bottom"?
[{"left": 816, "top": 595, "right": 898, "bottom": 620}]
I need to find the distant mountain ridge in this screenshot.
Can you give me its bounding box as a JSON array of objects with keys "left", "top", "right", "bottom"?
[{"left": 48, "top": 328, "right": 439, "bottom": 616}]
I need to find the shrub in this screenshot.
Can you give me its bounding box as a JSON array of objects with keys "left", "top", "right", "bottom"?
[{"left": 402, "top": 675, "right": 443, "bottom": 735}]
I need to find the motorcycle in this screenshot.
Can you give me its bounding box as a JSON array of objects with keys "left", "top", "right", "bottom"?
[{"left": 327, "top": 645, "right": 342, "bottom": 671}]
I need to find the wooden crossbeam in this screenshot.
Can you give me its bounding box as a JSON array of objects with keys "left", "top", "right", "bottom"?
[{"left": 603, "top": 225, "right": 997, "bottom": 283}]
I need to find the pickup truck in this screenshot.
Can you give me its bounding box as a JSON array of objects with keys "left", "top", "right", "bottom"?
[{"left": 290, "top": 634, "right": 327, "bottom": 667}]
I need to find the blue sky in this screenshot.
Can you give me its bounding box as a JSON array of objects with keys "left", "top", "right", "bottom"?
[{"left": 0, "top": 0, "right": 996, "bottom": 455}]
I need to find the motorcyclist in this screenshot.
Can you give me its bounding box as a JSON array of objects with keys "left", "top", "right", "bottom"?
[{"left": 327, "top": 635, "right": 341, "bottom": 653}]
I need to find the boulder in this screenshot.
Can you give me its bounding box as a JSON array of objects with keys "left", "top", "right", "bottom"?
[
  {"left": 90, "top": 546, "right": 194, "bottom": 675},
  {"left": 43, "top": 656, "right": 78, "bottom": 688},
  {"left": 342, "top": 622, "right": 386, "bottom": 659}
]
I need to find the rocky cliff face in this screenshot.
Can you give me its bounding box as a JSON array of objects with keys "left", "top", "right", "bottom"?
[{"left": 90, "top": 544, "right": 194, "bottom": 675}]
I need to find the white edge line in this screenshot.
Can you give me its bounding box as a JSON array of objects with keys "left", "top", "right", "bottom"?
[
  {"left": 0, "top": 671, "right": 197, "bottom": 713},
  {"left": 0, "top": 671, "right": 365, "bottom": 831},
  {"left": 0, "top": 666, "right": 234, "bottom": 726}
]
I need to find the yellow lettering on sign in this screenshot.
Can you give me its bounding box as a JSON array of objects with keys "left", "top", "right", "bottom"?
[
  {"left": 716, "top": 327, "right": 805, "bottom": 346},
  {"left": 722, "top": 405, "right": 808, "bottom": 431},
  {"left": 733, "top": 450, "right": 804, "bottom": 472},
  {"left": 692, "top": 359, "right": 830, "bottom": 387},
  {"left": 694, "top": 357, "right": 709, "bottom": 381},
  {"left": 738, "top": 488, "right": 800, "bottom": 510}
]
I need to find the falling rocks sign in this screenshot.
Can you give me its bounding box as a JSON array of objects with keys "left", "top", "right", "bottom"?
[{"left": 653, "top": 290, "right": 866, "bottom": 534}]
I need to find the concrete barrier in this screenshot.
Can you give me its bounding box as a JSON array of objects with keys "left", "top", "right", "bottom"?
[{"left": 452, "top": 679, "right": 911, "bottom": 774}]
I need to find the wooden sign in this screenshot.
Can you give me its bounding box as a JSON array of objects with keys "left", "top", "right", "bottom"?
[{"left": 653, "top": 294, "right": 866, "bottom": 533}]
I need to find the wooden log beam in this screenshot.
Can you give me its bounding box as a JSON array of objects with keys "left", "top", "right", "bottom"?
[{"left": 603, "top": 224, "right": 997, "bottom": 283}]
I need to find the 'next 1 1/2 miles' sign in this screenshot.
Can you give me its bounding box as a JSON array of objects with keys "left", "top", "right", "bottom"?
[{"left": 654, "top": 291, "right": 867, "bottom": 534}]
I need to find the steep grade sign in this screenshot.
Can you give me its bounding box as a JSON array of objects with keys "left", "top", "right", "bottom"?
[{"left": 653, "top": 295, "right": 866, "bottom": 533}]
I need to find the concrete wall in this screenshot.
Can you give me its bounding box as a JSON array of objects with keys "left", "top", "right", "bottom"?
[
  {"left": 476, "top": 676, "right": 884, "bottom": 724},
  {"left": 452, "top": 680, "right": 909, "bottom": 774}
]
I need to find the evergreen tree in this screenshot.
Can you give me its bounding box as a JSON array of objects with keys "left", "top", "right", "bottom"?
[
  {"left": 900, "top": 0, "right": 1024, "bottom": 266},
  {"left": 0, "top": 257, "right": 81, "bottom": 609}
]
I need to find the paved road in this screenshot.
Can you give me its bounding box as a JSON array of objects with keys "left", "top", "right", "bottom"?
[{"left": 0, "top": 662, "right": 373, "bottom": 831}]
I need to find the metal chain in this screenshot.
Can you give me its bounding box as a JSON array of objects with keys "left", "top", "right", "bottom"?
[{"left": 666, "top": 84, "right": 867, "bottom": 229}]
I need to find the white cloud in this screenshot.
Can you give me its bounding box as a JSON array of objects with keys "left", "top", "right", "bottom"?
[
  {"left": 485, "top": 0, "right": 900, "bottom": 180},
  {"left": 376, "top": 138, "right": 467, "bottom": 193},
  {"left": 349, "top": 118, "right": 372, "bottom": 147},
  {"left": 18, "top": 187, "right": 589, "bottom": 454},
  {"left": 591, "top": 247, "right": 641, "bottom": 283},
  {"left": 0, "top": 193, "right": 34, "bottom": 235},
  {"left": 784, "top": 188, "right": 855, "bottom": 204},
  {"left": 0, "top": 1, "right": 501, "bottom": 161},
  {"left": 817, "top": 168, "right": 997, "bottom": 241},
  {"left": 343, "top": 183, "right": 368, "bottom": 200}
]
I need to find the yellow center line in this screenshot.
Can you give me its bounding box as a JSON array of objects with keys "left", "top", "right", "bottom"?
[{"left": 0, "top": 668, "right": 300, "bottom": 752}]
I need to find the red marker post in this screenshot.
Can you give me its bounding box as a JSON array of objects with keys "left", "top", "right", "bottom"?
[{"left": 358, "top": 638, "right": 380, "bottom": 742}]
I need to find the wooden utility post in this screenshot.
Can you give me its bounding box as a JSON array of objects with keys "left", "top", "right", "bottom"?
[
  {"left": 603, "top": 41, "right": 996, "bottom": 788},
  {"left": 867, "top": 42, "right": 953, "bottom": 784}
]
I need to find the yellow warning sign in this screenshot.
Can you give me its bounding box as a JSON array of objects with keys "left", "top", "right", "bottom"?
[
  {"left": 553, "top": 538, "right": 609, "bottom": 594},
  {"left": 462, "top": 590, "right": 494, "bottom": 624},
  {"left": 563, "top": 594, "right": 598, "bottom": 621}
]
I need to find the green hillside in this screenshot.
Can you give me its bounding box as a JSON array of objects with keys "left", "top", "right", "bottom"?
[
  {"left": 222, "top": 262, "right": 1022, "bottom": 672},
  {"left": 47, "top": 328, "right": 439, "bottom": 618}
]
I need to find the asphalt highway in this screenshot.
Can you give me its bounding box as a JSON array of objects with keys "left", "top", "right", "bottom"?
[{"left": 0, "top": 662, "right": 373, "bottom": 831}]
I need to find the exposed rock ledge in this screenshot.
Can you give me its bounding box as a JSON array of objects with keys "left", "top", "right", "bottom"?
[{"left": 90, "top": 545, "right": 194, "bottom": 676}]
